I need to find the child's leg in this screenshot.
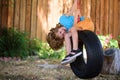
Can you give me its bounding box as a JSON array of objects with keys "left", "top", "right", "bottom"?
[
  {"left": 64, "top": 33, "right": 72, "bottom": 55},
  {"left": 61, "top": 33, "right": 75, "bottom": 65},
  {"left": 70, "top": 27, "right": 78, "bottom": 51},
  {"left": 61, "top": 28, "right": 82, "bottom": 65}
]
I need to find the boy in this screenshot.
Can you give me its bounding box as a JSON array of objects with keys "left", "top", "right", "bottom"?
[{"left": 46, "top": 0, "right": 94, "bottom": 65}]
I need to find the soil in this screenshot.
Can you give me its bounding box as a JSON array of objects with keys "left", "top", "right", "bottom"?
[{"left": 0, "top": 57, "right": 120, "bottom": 80}]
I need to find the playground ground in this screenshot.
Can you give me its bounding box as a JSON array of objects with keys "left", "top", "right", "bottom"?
[{"left": 0, "top": 57, "right": 120, "bottom": 80}]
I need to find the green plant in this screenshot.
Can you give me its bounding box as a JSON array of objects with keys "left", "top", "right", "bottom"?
[
  {"left": 118, "top": 35, "right": 120, "bottom": 40},
  {"left": 30, "top": 39, "right": 66, "bottom": 60},
  {"left": 118, "top": 35, "right": 120, "bottom": 38},
  {"left": 98, "top": 34, "right": 119, "bottom": 49},
  {"left": 29, "top": 38, "right": 42, "bottom": 55},
  {"left": 0, "top": 27, "right": 30, "bottom": 58}
]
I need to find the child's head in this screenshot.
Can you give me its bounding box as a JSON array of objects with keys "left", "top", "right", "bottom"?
[{"left": 46, "top": 23, "right": 65, "bottom": 50}]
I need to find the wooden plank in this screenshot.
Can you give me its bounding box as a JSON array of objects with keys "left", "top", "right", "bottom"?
[
  {"left": 63, "top": 0, "right": 72, "bottom": 14},
  {"left": 31, "top": 0, "right": 37, "bottom": 39},
  {"left": 100, "top": 0, "right": 105, "bottom": 34},
  {"left": 8, "top": 0, "right": 14, "bottom": 28},
  {"left": 80, "top": 0, "right": 84, "bottom": 15},
  {"left": 19, "top": 0, "right": 26, "bottom": 31},
  {"left": 108, "top": 0, "right": 114, "bottom": 34},
  {"left": 86, "top": 0, "right": 91, "bottom": 17},
  {"left": 118, "top": 0, "right": 120, "bottom": 36},
  {"left": 104, "top": 0, "right": 109, "bottom": 34},
  {"left": 0, "top": 0, "right": 2, "bottom": 26},
  {"left": 113, "top": 0, "right": 119, "bottom": 38},
  {"left": 14, "top": 0, "right": 20, "bottom": 30},
  {"left": 83, "top": 0, "right": 87, "bottom": 16},
  {"left": 1, "top": 0, "right": 8, "bottom": 27},
  {"left": 91, "top": 0, "right": 96, "bottom": 32},
  {"left": 95, "top": 0, "right": 100, "bottom": 33},
  {"left": 39, "top": 0, "right": 48, "bottom": 41},
  {"left": 37, "top": 0, "right": 42, "bottom": 39},
  {"left": 25, "top": 0, "right": 31, "bottom": 38}
]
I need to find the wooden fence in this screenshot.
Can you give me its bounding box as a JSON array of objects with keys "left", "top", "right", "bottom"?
[{"left": 0, "top": 0, "right": 120, "bottom": 41}]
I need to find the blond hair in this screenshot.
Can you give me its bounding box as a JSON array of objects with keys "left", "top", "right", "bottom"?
[{"left": 46, "top": 23, "right": 64, "bottom": 50}]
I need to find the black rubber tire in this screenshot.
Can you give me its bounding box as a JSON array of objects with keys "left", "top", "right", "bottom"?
[{"left": 70, "top": 30, "right": 103, "bottom": 79}]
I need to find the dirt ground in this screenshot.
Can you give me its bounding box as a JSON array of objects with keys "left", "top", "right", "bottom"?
[{"left": 0, "top": 57, "right": 120, "bottom": 80}]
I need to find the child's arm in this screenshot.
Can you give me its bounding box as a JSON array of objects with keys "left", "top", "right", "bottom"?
[
  {"left": 66, "top": 0, "right": 77, "bottom": 16},
  {"left": 67, "top": 0, "right": 82, "bottom": 25}
]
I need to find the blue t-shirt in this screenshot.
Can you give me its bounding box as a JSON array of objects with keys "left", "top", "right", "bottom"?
[
  {"left": 59, "top": 15, "right": 74, "bottom": 31},
  {"left": 59, "top": 15, "right": 85, "bottom": 31}
]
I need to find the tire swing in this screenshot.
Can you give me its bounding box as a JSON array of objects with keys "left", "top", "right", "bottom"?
[{"left": 70, "top": 30, "right": 104, "bottom": 79}]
